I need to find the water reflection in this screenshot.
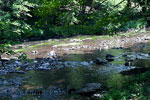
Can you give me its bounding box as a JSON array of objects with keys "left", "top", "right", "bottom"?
[{"left": 23, "top": 67, "right": 103, "bottom": 90}]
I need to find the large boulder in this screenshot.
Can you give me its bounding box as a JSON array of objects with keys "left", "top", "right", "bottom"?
[
  {"left": 38, "top": 63, "right": 51, "bottom": 70},
  {"left": 95, "top": 58, "right": 108, "bottom": 65},
  {"left": 124, "top": 59, "right": 134, "bottom": 66},
  {"left": 120, "top": 67, "right": 149, "bottom": 75},
  {"left": 76, "top": 83, "right": 102, "bottom": 95},
  {"left": 106, "top": 54, "right": 115, "bottom": 62}
]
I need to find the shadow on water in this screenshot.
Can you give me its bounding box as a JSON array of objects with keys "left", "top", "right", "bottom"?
[{"left": 1, "top": 42, "right": 150, "bottom": 100}]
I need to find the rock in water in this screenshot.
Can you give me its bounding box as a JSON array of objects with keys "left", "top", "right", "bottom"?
[
  {"left": 124, "top": 59, "right": 134, "bottom": 66},
  {"left": 106, "top": 54, "right": 115, "bottom": 61},
  {"left": 120, "top": 67, "right": 149, "bottom": 75},
  {"left": 76, "top": 83, "right": 102, "bottom": 95},
  {"left": 0, "top": 57, "right": 10, "bottom": 67},
  {"left": 95, "top": 58, "right": 108, "bottom": 65},
  {"left": 38, "top": 63, "right": 51, "bottom": 70},
  {"left": 9, "top": 71, "right": 26, "bottom": 74}
]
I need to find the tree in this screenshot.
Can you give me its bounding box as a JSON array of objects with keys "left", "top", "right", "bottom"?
[
  {"left": 0, "top": 0, "right": 35, "bottom": 43},
  {"left": 133, "top": 0, "right": 150, "bottom": 26}
]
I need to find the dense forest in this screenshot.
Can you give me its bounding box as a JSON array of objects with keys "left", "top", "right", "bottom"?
[{"left": 0, "top": 0, "right": 150, "bottom": 43}]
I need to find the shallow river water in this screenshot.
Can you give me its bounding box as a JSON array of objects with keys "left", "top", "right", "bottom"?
[{"left": 1, "top": 42, "right": 150, "bottom": 100}]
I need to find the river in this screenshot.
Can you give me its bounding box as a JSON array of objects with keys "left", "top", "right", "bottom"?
[{"left": 0, "top": 42, "right": 150, "bottom": 100}]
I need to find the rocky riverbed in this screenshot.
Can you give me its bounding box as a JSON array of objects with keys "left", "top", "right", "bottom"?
[
  {"left": 10, "top": 33, "right": 150, "bottom": 59},
  {"left": 0, "top": 33, "right": 150, "bottom": 100}
]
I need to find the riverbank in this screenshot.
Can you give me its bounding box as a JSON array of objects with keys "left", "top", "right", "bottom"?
[{"left": 10, "top": 32, "right": 150, "bottom": 59}]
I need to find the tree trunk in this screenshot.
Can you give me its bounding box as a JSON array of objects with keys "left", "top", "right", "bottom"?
[
  {"left": 91, "top": 0, "right": 95, "bottom": 10},
  {"left": 139, "top": 1, "right": 150, "bottom": 26},
  {"left": 127, "top": 0, "right": 131, "bottom": 8}
]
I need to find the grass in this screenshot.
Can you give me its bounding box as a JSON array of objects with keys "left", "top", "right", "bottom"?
[
  {"left": 14, "top": 40, "right": 59, "bottom": 52},
  {"left": 100, "top": 35, "right": 113, "bottom": 40},
  {"left": 14, "top": 48, "right": 26, "bottom": 52},
  {"left": 76, "top": 35, "right": 100, "bottom": 40},
  {"left": 14, "top": 40, "right": 82, "bottom": 52}
]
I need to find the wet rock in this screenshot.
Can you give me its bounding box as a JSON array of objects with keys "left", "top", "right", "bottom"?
[
  {"left": 120, "top": 67, "right": 149, "bottom": 75},
  {"left": 4, "top": 60, "right": 22, "bottom": 68},
  {"left": 0, "top": 70, "right": 8, "bottom": 75},
  {"left": 14, "top": 60, "right": 22, "bottom": 66},
  {"left": 90, "top": 61, "right": 94, "bottom": 64},
  {"left": 25, "top": 66, "right": 35, "bottom": 70},
  {"left": 106, "top": 54, "right": 115, "bottom": 62},
  {"left": 123, "top": 53, "right": 150, "bottom": 60},
  {"left": 0, "top": 58, "right": 10, "bottom": 67},
  {"left": 95, "top": 58, "right": 108, "bottom": 65},
  {"left": 68, "top": 88, "right": 76, "bottom": 94},
  {"left": 38, "top": 63, "right": 51, "bottom": 70},
  {"left": 0, "top": 86, "right": 21, "bottom": 97},
  {"left": 0, "top": 78, "right": 22, "bottom": 86},
  {"left": 98, "top": 64, "right": 134, "bottom": 75},
  {"left": 0, "top": 68, "right": 26, "bottom": 75},
  {"left": 122, "top": 54, "right": 128, "bottom": 57},
  {"left": 0, "top": 77, "right": 24, "bottom": 98},
  {"left": 124, "top": 59, "right": 134, "bottom": 66},
  {"left": 9, "top": 71, "right": 26, "bottom": 74},
  {"left": 64, "top": 61, "right": 78, "bottom": 67},
  {"left": 125, "top": 62, "right": 132, "bottom": 66},
  {"left": 138, "top": 53, "right": 150, "bottom": 58},
  {"left": 112, "top": 47, "right": 123, "bottom": 49},
  {"left": 76, "top": 83, "right": 102, "bottom": 95},
  {"left": 22, "top": 62, "right": 32, "bottom": 68},
  {"left": 80, "top": 61, "right": 90, "bottom": 66}
]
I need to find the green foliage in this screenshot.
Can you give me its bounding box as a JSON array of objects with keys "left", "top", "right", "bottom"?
[
  {"left": 0, "top": 44, "right": 15, "bottom": 67},
  {"left": 0, "top": 0, "right": 150, "bottom": 41},
  {"left": 30, "top": 0, "right": 149, "bottom": 37},
  {"left": 0, "top": 0, "right": 35, "bottom": 42},
  {"left": 18, "top": 53, "right": 28, "bottom": 61},
  {"left": 107, "top": 74, "right": 126, "bottom": 89},
  {"left": 101, "top": 72, "right": 150, "bottom": 100},
  {"left": 0, "top": 44, "right": 15, "bottom": 56},
  {"left": 49, "top": 25, "right": 96, "bottom": 38},
  {"left": 119, "top": 18, "right": 147, "bottom": 32}
]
